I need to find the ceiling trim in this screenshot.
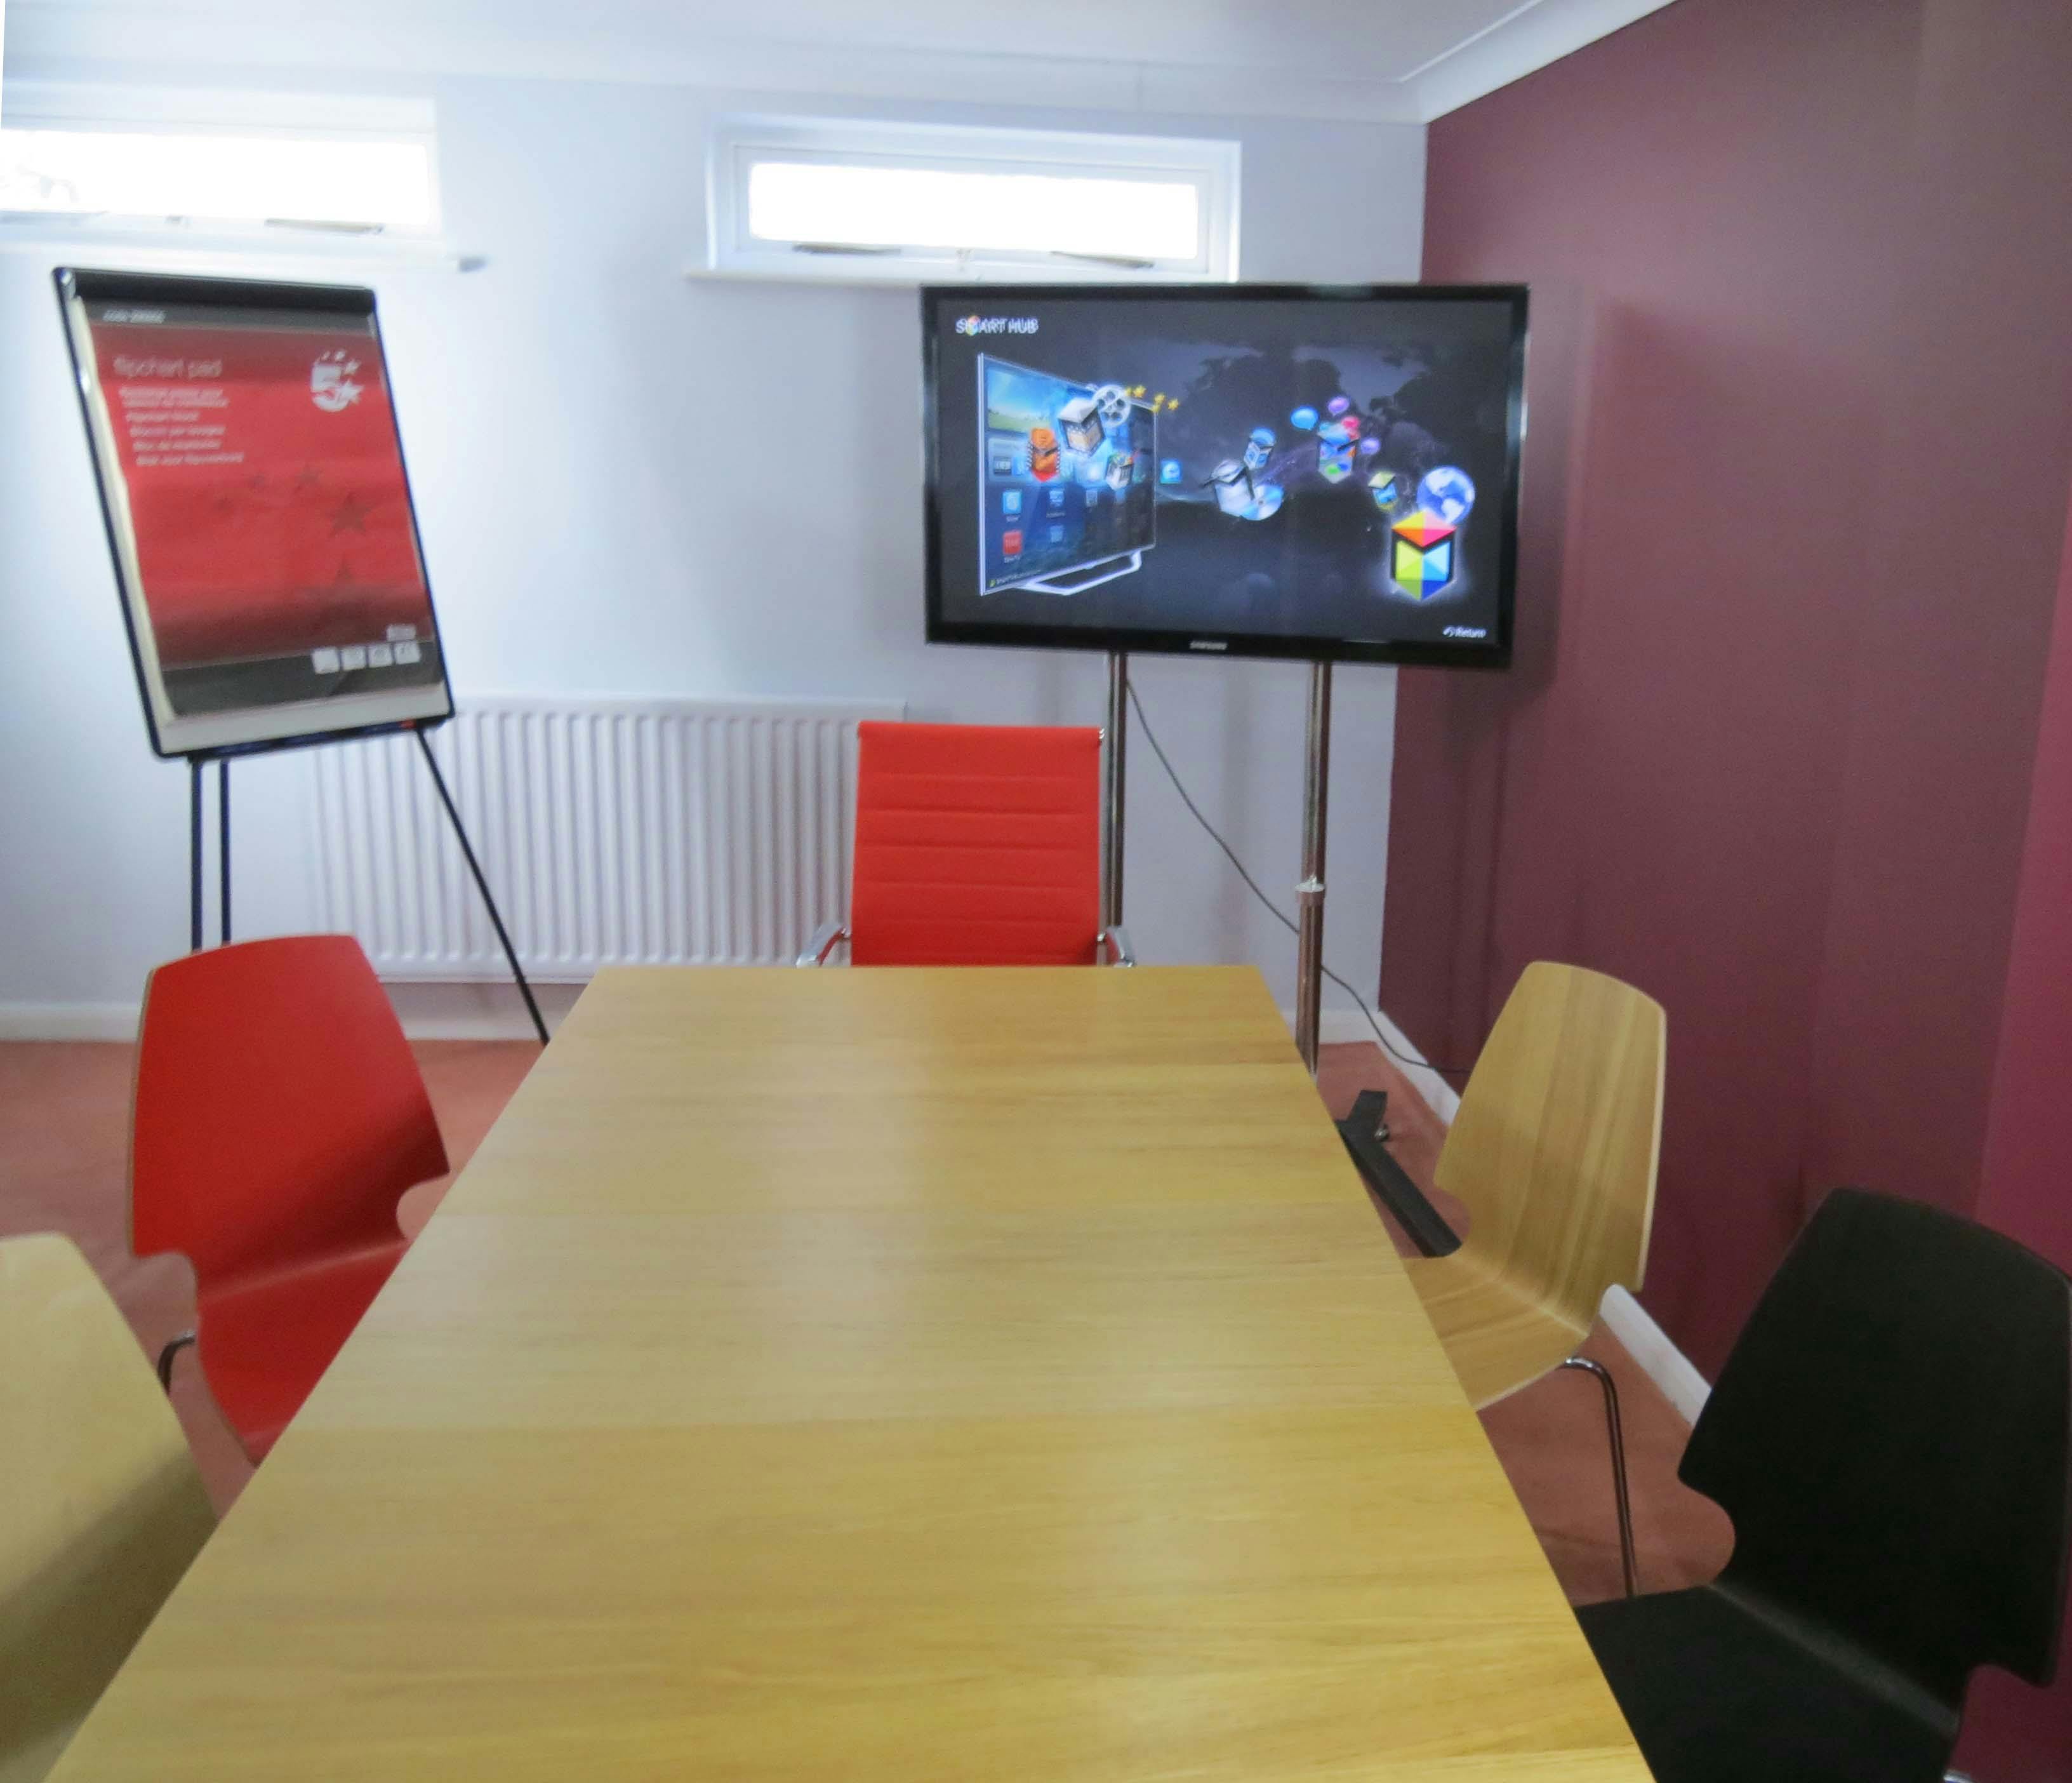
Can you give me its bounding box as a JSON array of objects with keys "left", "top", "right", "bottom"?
[
  {"left": 4, "top": 0, "right": 1682, "bottom": 130},
  {"left": 1400, "top": 0, "right": 1681, "bottom": 120},
  {"left": 1, "top": 6, "right": 1421, "bottom": 124}
]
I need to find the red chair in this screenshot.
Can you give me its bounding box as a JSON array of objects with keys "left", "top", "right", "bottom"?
[
  {"left": 799, "top": 721, "right": 1131, "bottom": 966},
  {"left": 132, "top": 935, "right": 449, "bottom": 1462}
]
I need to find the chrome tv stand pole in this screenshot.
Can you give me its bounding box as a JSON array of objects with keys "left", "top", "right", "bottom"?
[
  {"left": 1103, "top": 651, "right": 1128, "bottom": 927},
  {"left": 1294, "top": 660, "right": 1332, "bottom": 1076}
]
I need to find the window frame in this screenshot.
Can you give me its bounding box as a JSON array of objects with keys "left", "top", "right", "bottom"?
[
  {"left": 0, "top": 82, "right": 442, "bottom": 239},
  {"left": 706, "top": 116, "right": 1240, "bottom": 284}
]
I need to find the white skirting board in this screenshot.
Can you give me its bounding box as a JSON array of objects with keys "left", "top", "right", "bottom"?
[
  {"left": 381, "top": 980, "right": 585, "bottom": 1039},
  {"left": 0, "top": 1003, "right": 140, "bottom": 1041},
  {"left": 1312, "top": 998, "right": 1711, "bottom": 1421},
  {"left": 1289, "top": 1005, "right": 1464, "bottom": 1125},
  {"left": 0, "top": 984, "right": 581, "bottom": 1044},
  {"left": 1599, "top": 1285, "right": 1712, "bottom": 1423}
]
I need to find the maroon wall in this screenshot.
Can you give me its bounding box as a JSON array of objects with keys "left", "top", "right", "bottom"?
[
  {"left": 1981, "top": 490, "right": 2072, "bottom": 1272},
  {"left": 1967, "top": 488, "right": 2072, "bottom": 1777},
  {"left": 1387, "top": 0, "right": 2072, "bottom": 1763},
  {"left": 1388, "top": 0, "right": 2072, "bottom": 1369}
]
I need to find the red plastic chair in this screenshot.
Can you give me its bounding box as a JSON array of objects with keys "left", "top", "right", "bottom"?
[
  {"left": 132, "top": 935, "right": 449, "bottom": 1462},
  {"left": 798, "top": 721, "right": 1130, "bottom": 966}
]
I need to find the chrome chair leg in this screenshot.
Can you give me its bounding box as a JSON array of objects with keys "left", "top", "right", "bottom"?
[
  {"left": 157, "top": 1331, "right": 196, "bottom": 1393},
  {"left": 1560, "top": 1354, "right": 1638, "bottom": 1599}
]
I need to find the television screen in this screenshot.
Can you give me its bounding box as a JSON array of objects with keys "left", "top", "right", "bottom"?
[
  {"left": 55, "top": 267, "right": 453, "bottom": 758},
  {"left": 923, "top": 284, "right": 1526, "bottom": 666}
]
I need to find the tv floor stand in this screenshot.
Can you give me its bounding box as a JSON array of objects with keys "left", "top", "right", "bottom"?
[
  {"left": 1293, "top": 661, "right": 1331, "bottom": 1076},
  {"left": 1100, "top": 650, "right": 1332, "bottom": 1078},
  {"left": 1103, "top": 651, "right": 1127, "bottom": 928}
]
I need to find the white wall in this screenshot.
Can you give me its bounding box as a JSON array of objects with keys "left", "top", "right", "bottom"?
[{"left": 0, "top": 70, "right": 1424, "bottom": 1033}]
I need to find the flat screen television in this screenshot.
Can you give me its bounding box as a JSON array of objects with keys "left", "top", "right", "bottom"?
[{"left": 922, "top": 283, "right": 1526, "bottom": 667}]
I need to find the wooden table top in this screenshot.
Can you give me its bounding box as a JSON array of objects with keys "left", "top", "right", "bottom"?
[{"left": 55, "top": 966, "right": 1646, "bottom": 1783}]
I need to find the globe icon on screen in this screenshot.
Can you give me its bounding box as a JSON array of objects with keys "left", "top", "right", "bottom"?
[{"left": 1417, "top": 466, "right": 1476, "bottom": 525}]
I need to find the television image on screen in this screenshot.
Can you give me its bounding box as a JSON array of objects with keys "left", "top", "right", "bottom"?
[
  {"left": 924, "top": 284, "right": 1527, "bottom": 667},
  {"left": 979, "top": 356, "right": 1157, "bottom": 596},
  {"left": 55, "top": 267, "right": 454, "bottom": 758}
]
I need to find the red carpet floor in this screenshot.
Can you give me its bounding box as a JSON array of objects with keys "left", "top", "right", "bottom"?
[{"left": 0, "top": 1034, "right": 1729, "bottom": 1605}]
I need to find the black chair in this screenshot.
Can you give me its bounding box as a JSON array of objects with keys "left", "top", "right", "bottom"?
[{"left": 1577, "top": 1188, "right": 2071, "bottom": 1783}]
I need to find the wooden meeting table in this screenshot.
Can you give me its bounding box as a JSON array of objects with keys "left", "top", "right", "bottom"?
[{"left": 53, "top": 965, "right": 1646, "bottom": 1782}]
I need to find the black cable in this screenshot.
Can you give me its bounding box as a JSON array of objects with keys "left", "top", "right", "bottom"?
[{"left": 1125, "top": 678, "right": 1473, "bottom": 1083}]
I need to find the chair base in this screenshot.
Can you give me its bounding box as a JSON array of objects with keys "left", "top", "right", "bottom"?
[
  {"left": 1397, "top": 1253, "right": 1638, "bottom": 1597},
  {"left": 1558, "top": 1354, "right": 1637, "bottom": 1598},
  {"left": 156, "top": 1330, "right": 195, "bottom": 1393}
]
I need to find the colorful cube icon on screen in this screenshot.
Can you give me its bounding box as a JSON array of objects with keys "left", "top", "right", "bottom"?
[
  {"left": 1390, "top": 511, "right": 1458, "bottom": 599},
  {"left": 1028, "top": 426, "right": 1059, "bottom": 482}
]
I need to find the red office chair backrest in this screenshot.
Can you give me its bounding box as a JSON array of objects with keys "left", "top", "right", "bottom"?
[
  {"left": 131, "top": 935, "right": 448, "bottom": 1284},
  {"left": 849, "top": 721, "right": 1103, "bottom": 966}
]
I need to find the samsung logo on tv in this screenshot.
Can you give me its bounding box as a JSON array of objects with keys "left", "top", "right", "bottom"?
[
  {"left": 1188, "top": 639, "right": 1228, "bottom": 652},
  {"left": 955, "top": 315, "right": 1038, "bottom": 336}
]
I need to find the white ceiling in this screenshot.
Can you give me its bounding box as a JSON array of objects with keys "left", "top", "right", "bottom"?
[{"left": 3, "top": 0, "right": 1675, "bottom": 123}]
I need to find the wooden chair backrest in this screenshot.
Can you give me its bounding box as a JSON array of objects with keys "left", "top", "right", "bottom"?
[
  {"left": 0, "top": 1234, "right": 214, "bottom": 1783},
  {"left": 1433, "top": 961, "right": 1666, "bottom": 1326}
]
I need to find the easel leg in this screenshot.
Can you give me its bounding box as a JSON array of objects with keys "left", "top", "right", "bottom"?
[
  {"left": 189, "top": 758, "right": 205, "bottom": 953},
  {"left": 413, "top": 729, "right": 550, "bottom": 1046},
  {"left": 217, "top": 758, "right": 232, "bottom": 946}
]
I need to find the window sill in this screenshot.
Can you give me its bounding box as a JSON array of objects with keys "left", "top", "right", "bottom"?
[
  {"left": 685, "top": 260, "right": 1226, "bottom": 290},
  {"left": 0, "top": 217, "right": 484, "bottom": 276}
]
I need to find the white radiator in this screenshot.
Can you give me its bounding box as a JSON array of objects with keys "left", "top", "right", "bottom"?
[{"left": 309, "top": 695, "right": 904, "bottom": 980}]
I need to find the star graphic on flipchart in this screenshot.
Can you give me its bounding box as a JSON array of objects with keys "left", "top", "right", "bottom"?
[
  {"left": 295, "top": 465, "right": 323, "bottom": 490},
  {"left": 330, "top": 491, "right": 373, "bottom": 533},
  {"left": 333, "top": 558, "right": 355, "bottom": 584}
]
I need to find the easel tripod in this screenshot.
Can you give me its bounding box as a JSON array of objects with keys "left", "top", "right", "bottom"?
[{"left": 185, "top": 724, "right": 550, "bottom": 1046}]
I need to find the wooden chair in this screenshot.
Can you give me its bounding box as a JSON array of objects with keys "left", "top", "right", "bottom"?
[
  {"left": 1400, "top": 961, "right": 1666, "bottom": 1593},
  {"left": 798, "top": 721, "right": 1130, "bottom": 967},
  {"left": 133, "top": 935, "right": 449, "bottom": 1462},
  {"left": 0, "top": 1234, "right": 215, "bottom": 1783}
]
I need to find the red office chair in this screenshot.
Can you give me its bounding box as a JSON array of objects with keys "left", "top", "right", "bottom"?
[
  {"left": 799, "top": 721, "right": 1130, "bottom": 966},
  {"left": 132, "top": 934, "right": 449, "bottom": 1462}
]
